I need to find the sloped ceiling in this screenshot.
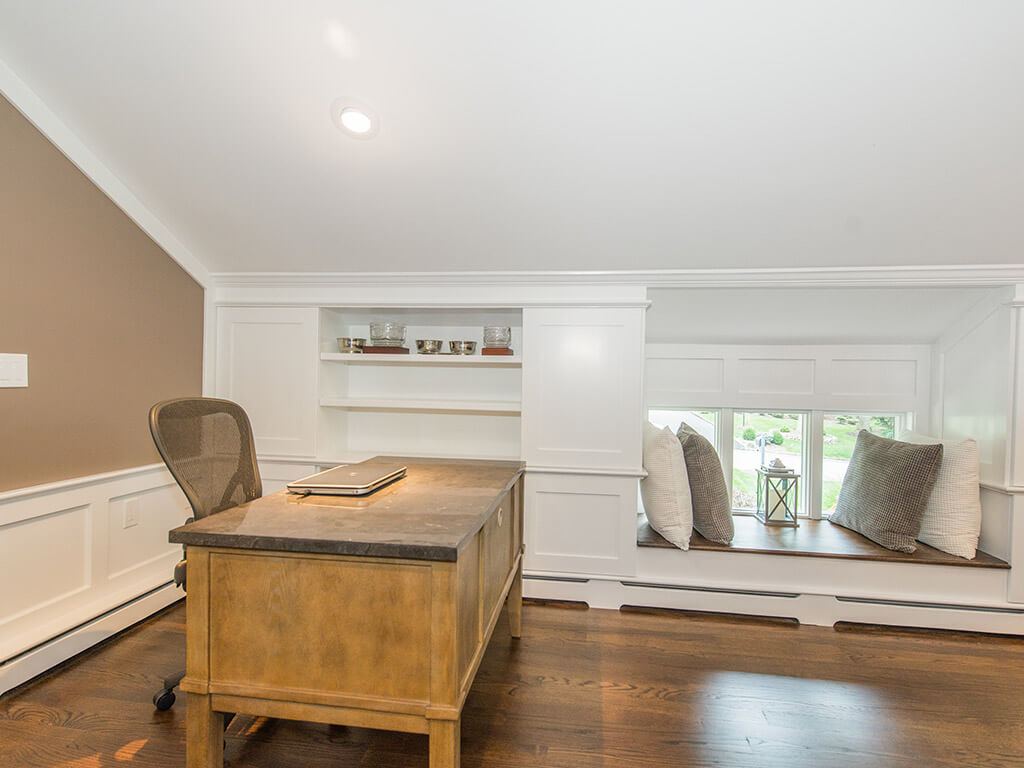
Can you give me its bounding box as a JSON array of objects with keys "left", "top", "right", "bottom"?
[{"left": 0, "top": 1, "right": 1021, "bottom": 274}]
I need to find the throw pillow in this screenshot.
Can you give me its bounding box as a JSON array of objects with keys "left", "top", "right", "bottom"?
[
  {"left": 898, "top": 429, "right": 981, "bottom": 559},
  {"left": 829, "top": 430, "right": 943, "bottom": 553},
  {"left": 640, "top": 422, "right": 693, "bottom": 549},
  {"left": 676, "top": 422, "right": 734, "bottom": 545}
]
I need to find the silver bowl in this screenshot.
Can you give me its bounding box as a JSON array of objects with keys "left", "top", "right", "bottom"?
[
  {"left": 449, "top": 340, "right": 477, "bottom": 355},
  {"left": 337, "top": 337, "right": 365, "bottom": 353},
  {"left": 416, "top": 339, "right": 443, "bottom": 354}
]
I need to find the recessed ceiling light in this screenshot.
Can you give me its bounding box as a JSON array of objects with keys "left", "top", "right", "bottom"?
[
  {"left": 331, "top": 100, "right": 378, "bottom": 139},
  {"left": 340, "top": 107, "right": 372, "bottom": 134}
]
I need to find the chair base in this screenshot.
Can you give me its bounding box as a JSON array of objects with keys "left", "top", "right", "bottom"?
[{"left": 153, "top": 669, "right": 185, "bottom": 711}]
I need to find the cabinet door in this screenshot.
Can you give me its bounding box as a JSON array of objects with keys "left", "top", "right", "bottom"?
[
  {"left": 215, "top": 307, "right": 318, "bottom": 457},
  {"left": 524, "top": 472, "right": 638, "bottom": 577},
  {"left": 521, "top": 307, "right": 644, "bottom": 471}
]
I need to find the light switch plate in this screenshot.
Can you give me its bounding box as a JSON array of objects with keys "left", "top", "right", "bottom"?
[{"left": 0, "top": 354, "right": 28, "bottom": 388}]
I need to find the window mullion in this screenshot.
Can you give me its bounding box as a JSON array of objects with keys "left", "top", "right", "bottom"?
[
  {"left": 719, "top": 407, "right": 734, "bottom": 507},
  {"left": 809, "top": 411, "right": 825, "bottom": 520}
]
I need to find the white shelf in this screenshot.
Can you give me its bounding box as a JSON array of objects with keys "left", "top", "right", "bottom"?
[
  {"left": 321, "top": 352, "right": 521, "bottom": 366},
  {"left": 320, "top": 397, "right": 522, "bottom": 414}
]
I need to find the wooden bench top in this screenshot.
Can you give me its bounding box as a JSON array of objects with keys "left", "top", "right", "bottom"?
[{"left": 637, "top": 515, "right": 1009, "bottom": 569}]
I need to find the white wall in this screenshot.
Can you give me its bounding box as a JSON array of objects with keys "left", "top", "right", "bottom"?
[{"left": 932, "top": 286, "right": 1024, "bottom": 601}]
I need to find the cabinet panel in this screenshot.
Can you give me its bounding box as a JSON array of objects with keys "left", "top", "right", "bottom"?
[
  {"left": 521, "top": 307, "right": 644, "bottom": 470},
  {"left": 480, "top": 491, "right": 513, "bottom": 620},
  {"left": 524, "top": 472, "right": 638, "bottom": 577},
  {"left": 216, "top": 307, "right": 318, "bottom": 456}
]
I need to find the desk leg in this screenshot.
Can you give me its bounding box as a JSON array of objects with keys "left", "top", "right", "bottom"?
[
  {"left": 186, "top": 693, "right": 223, "bottom": 768},
  {"left": 429, "top": 718, "right": 460, "bottom": 768},
  {"left": 508, "top": 558, "right": 523, "bottom": 639}
]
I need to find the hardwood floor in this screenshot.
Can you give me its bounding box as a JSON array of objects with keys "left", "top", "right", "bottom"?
[{"left": 2, "top": 600, "right": 1024, "bottom": 768}]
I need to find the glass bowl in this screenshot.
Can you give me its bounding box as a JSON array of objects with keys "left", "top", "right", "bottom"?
[
  {"left": 483, "top": 326, "right": 511, "bottom": 348},
  {"left": 369, "top": 322, "right": 407, "bottom": 346}
]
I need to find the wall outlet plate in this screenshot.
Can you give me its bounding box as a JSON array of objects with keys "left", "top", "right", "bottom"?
[
  {"left": 123, "top": 498, "right": 140, "bottom": 529},
  {"left": 0, "top": 354, "right": 28, "bottom": 388}
]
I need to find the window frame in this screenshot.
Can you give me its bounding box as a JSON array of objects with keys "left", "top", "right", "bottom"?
[{"left": 645, "top": 406, "right": 912, "bottom": 521}]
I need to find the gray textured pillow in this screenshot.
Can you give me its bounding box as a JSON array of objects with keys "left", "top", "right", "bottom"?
[
  {"left": 676, "top": 422, "right": 734, "bottom": 545},
  {"left": 829, "top": 430, "right": 943, "bottom": 553}
]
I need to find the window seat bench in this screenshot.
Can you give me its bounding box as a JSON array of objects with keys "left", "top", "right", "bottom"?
[{"left": 637, "top": 515, "right": 1008, "bottom": 569}]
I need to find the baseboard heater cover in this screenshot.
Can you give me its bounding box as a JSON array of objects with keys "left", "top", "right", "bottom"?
[
  {"left": 523, "top": 573, "right": 590, "bottom": 584},
  {"left": 2, "top": 581, "right": 176, "bottom": 667},
  {"left": 836, "top": 595, "right": 1024, "bottom": 615},
  {"left": 620, "top": 580, "right": 799, "bottom": 599}
]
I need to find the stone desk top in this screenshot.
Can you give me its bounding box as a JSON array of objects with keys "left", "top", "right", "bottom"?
[{"left": 168, "top": 457, "right": 525, "bottom": 562}]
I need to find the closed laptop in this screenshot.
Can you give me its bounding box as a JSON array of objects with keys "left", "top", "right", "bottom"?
[{"left": 287, "top": 463, "right": 406, "bottom": 496}]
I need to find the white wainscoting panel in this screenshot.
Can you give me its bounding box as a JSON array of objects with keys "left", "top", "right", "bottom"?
[
  {"left": 524, "top": 472, "right": 638, "bottom": 576},
  {"left": 0, "top": 465, "right": 187, "bottom": 684},
  {"left": 737, "top": 358, "right": 815, "bottom": 395},
  {"left": 522, "top": 307, "right": 644, "bottom": 471},
  {"left": 831, "top": 358, "right": 917, "bottom": 397},
  {"left": 646, "top": 343, "right": 931, "bottom": 419},
  {"left": 216, "top": 306, "right": 319, "bottom": 457},
  {"left": 258, "top": 461, "right": 318, "bottom": 495},
  {"left": 1, "top": 504, "right": 91, "bottom": 625},
  {"left": 938, "top": 304, "right": 1012, "bottom": 485}
]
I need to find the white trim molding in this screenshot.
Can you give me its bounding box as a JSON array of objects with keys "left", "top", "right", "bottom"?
[{"left": 213, "top": 265, "right": 1024, "bottom": 291}]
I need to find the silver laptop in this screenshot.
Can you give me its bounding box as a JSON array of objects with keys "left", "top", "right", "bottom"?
[{"left": 287, "top": 463, "right": 407, "bottom": 496}]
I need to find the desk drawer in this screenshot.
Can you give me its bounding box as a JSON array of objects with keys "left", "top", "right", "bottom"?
[{"left": 480, "top": 491, "right": 513, "bottom": 620}]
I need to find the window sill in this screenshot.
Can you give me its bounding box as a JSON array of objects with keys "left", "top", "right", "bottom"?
[{"left": 637, "top": 515, "right": 1008, "bottom": 569}]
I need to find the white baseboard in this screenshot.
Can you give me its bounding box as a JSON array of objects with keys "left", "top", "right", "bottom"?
[{"left": 0, "top": 583, "right": 182, "bottom": 696}]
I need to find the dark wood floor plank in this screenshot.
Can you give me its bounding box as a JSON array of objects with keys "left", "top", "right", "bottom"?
[{"left": 2, "top": 602, "right": 1023, "bottom": 768}]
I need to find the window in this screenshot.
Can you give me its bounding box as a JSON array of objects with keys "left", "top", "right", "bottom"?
[
  {"left": 821, "top": 414, "right": 901, "bottom": 514},
  {"left": 648, "top": 409, "right": 718, "bottom": 449},
  {"left": 646, "top": 407, "right": 910, "bottom": 520},
  {"left": 731, "top": 412, "right": 805, "bottom": 513}
]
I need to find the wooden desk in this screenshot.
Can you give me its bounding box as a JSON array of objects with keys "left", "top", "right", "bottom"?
[{"left": 168, "top": 457, "right": 525, "bottom": 768}]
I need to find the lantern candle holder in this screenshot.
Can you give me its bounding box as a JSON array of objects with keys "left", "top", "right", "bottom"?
[{"left": 755, "top": 465, "right": 800, "bottom": 527}]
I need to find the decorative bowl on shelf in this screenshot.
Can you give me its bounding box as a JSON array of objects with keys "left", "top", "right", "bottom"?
[
  {"left": 483, "top": 326, "right": 511, "bottom": 348},
  {"left": 369, "top": 322, "right": 406, "bottom": 347},
  {"left": 416, "top": 339, "right": 443, "bottom": 354},
  {"left": 449, "top": 340, "right": 477, "bottom": 355},
  {"left": 337, "top": 337, "right": 365, "bottom": 353}
]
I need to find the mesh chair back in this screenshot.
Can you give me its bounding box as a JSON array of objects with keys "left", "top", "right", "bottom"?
[{"left": 149, "top": 397, "right": 262, "bottom": 519}]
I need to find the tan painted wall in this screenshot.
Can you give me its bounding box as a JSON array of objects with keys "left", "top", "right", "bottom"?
[{"left": 0, "top": 94, "right": 204, "bottom": 492}]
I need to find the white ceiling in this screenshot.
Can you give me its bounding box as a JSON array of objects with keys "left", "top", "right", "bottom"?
[
  {"left": 646, "top": 286, "right": 994, "bottom": 344},
  {"left": 1, "top": 2, "right": 1022, "bottom": 274}
]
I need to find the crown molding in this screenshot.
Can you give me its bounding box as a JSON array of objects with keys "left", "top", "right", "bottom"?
[
  {"left": 0, "top": 58, "right": 210, "bottom": 289},
  {"left": 212, "top": 264, "right": 1024, "bottom": 290}
]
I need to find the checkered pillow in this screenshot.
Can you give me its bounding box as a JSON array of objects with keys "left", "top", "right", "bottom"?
[
  {"left": 676, "top": 422, "right": 734, "bottom": 545},
  {"left": 829, "top": 431, "right": 943, "bottom": 553}
]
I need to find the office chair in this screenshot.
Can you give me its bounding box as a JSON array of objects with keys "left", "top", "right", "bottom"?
[{"left": 148, "top": 397, "right": 262, "bottom": 710}]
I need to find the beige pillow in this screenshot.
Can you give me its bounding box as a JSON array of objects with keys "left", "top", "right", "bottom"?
[
  {"left": 898, "top": 429, "right": 981, "bottom": 559},
  {"left": 641, "top": 422, "right": 692, "bottom": 549},
  {"left": 676, "top": 422, "right": 733, "bottom": 545}
]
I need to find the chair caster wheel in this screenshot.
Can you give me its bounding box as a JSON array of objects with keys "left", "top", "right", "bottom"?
[{"left": 153, "top": 688, "right": 176, "bottom": 711}]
